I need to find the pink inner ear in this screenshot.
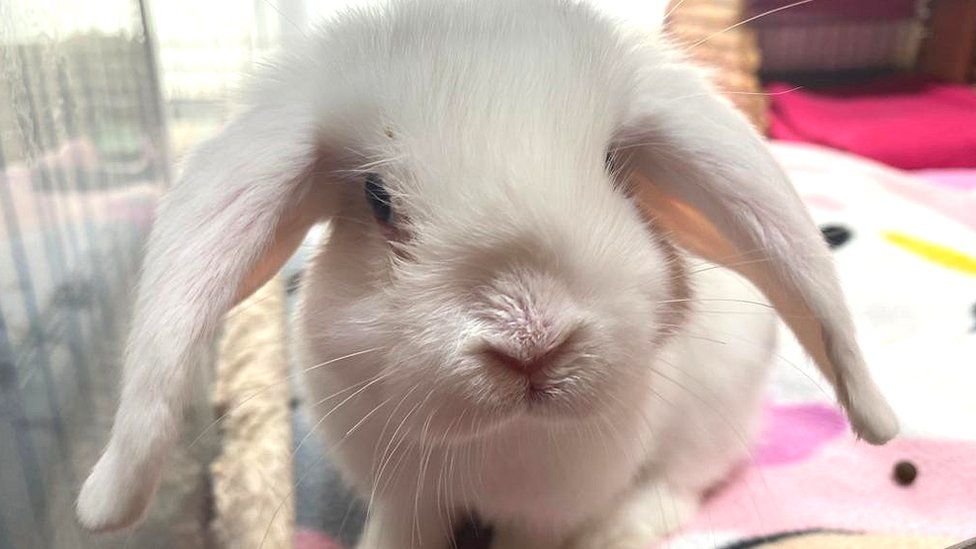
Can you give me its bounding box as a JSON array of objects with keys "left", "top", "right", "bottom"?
[
  {"left": 237, "top": 217, "right": 311, "bottom": 302},
  {"left": 236, "top": 185, "right": 329, "bottom": 303},
  {"left": 631, "top": 173, "right": 739, "bottom": 261}
]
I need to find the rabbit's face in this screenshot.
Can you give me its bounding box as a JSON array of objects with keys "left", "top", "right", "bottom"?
[{"left": 308, "top": 117, "right": 688, "bottom": 442}]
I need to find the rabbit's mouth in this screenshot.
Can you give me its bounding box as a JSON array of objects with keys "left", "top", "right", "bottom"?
[
  {"left": 523, "top": 388, "right": 595, "bottom": 419},
  {"left": 488, "top": 369, "right": 610, "bottom": 424},
  {"left": 527, "top": 382, "right": 561, "bottom": 403},
  {"left": 407, "top": 369, "right": 609, "bottom": 445}
]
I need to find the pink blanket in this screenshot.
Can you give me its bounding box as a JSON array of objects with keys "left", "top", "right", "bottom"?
[{"left": 768, "top": 78, "right": 976, "bottom": 170}]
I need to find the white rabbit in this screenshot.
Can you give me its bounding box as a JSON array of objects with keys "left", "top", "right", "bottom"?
[{"left": 77, "top": 0, "right": 898, "bottom": 546}]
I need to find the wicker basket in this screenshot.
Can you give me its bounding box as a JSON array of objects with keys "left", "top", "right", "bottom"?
[{"left": 665, "top": 0, "right": 769, "bottom": 132}]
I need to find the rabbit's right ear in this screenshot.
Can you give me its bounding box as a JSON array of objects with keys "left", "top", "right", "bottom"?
[
  {"left": 77, "top": 102, "right": 336, "bottom": 531},
  {"left": 620, "top": 53, "right": 898, "bottom": 446}
]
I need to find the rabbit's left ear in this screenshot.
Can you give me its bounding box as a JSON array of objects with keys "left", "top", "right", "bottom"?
[
  {"left": 621, "top": 60, "right": 897, "bottom": 444},
  {"left": 76, "top": 102, "right": 338, "bottom": 531}
]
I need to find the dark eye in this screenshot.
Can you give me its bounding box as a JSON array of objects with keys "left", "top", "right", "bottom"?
[
  {"left": 604, "top": 150, "right": 616, "bottom": 174},
  {"left": 364, "top": 173, "right": 393, "bottom": 223}
]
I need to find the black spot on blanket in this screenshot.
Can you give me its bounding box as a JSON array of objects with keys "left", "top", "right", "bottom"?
[
  {"left": 820, "top": 224, "right": 853, "bottom": 249},
  {"left": 894, "top": 460, "right": 918, "bottom": 486}
]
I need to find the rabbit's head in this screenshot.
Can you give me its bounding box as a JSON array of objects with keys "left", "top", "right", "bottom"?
[{"left": 77, "top": 0, "right": 897, "bottom": 532}]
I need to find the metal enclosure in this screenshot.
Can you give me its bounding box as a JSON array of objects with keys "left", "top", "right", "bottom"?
[{"left": 0, "top": 1, "right": 214, "bottom": 547}]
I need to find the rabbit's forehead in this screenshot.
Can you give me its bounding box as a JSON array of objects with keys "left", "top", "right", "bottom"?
[
  {"left": 321, "top": 0, "right": 649, "bottom": 215},
  {"left": 365, "top": 8, "right": 637, "bottom": 150},
  {"left": 373, "top": 121, "right": 615, "bottom": 217},
  {"left": 372, "top": 78, "right": 630, "bottom": 209}
]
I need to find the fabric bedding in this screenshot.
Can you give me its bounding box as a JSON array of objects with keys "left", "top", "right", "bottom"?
[
  {"left": 289, "top": 142, "right": 976, "bottom": 548},
  {"left": 667, "top": 142, "right": 976, "bottom": 548},
  {"left": 767, "top": 78, "right": 976, "bottom": 171}
]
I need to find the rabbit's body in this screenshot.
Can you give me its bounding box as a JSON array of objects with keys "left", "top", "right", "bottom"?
[{"left": 76, "top": 0, "right": 897, "bottom": 543}]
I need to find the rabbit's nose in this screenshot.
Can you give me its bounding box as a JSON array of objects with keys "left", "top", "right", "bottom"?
[{"left": 482, "top": 335, "right": 573, "bottom": 378}]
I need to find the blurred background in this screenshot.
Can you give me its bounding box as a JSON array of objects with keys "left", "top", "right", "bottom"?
[{"left": 1, "top": 0, "right": 973, "bottom": 548}]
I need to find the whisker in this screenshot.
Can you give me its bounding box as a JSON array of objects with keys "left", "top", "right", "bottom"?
[
  {"left": 689, "top": 252, "right": 833, "bottom": 276},
  {"left": 688, "top": 0, "right": 816, "bottom": 50},
  {"left": 665, "top": 86, "right": 804, "bottom": 104},
  {"left": 260, "top": 382, "right": 391, "bottom": 549},
  {"left": 654, "top": 357, "right": 771, "bottom": 527},
  {"left": 434, "top": 422, "right": 455, "bottom": 545},
  {"left": 412, "top": 404, "right": 443, "bottom": 548},
  {"left": 684, "top": 240, "right": 832, "bottom": 270},
  {"left": 344, "top": 394, "right": 396, "bottom": 439},
  {"left": 370, "top": 384, "right": 421, "bottom": 475},
  {"left": 258, "top": 0, "right": 308, "bottom": 39},
  {"left": 658, "top": 297, "right": 774, "bottom": 309},
  {"left": 188, "top": 347, "right": 380, "bottom": 448},
  {"left": 652, "top": 361, "right": 754, "bottom": 453},
  {"left": 365, "top": 383, "right": 422, "bottom": 522},
  {"left": 258, "top": 451, "right": 326, "bottom": 549},
  {"left": 295, "top": 368, "right": 398, "bottom": 457},
  {"left": 370, "top": 391, "right": 432, "bottom": 515},
  {"left": 663, "top": 0, "right": 690, "bottom": 21}
]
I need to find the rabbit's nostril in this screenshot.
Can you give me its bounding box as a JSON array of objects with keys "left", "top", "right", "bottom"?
[
  {"left": 482, "top": 336, "right": 572, "bottom": 378},
  {"left": 484, "top": 348, "right": 544, "bottom": 376}
]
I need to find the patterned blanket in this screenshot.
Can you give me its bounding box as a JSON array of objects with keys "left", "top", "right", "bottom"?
[{"left": 291, "top": 142, "right": 976, "bottom": 548}]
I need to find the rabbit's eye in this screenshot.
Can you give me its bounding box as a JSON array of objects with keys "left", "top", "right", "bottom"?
[
  {"left": 364, "top": 173, "right": 393, "bottom": 223},
  {"left": 604, "top": 150, "right": 619, "bottom": 176}
]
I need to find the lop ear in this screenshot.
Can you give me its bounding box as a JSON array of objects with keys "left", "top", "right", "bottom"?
[
  {"left": 622, "top": 59, "right": 898, "bottom": 444},
  {"left": 77, "top": 102, "right": 335, "bottom": 531}
]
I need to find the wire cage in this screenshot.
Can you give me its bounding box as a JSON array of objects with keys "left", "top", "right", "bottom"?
[{"left": 0, "top": 1, "right": 217, "bottom": 547}]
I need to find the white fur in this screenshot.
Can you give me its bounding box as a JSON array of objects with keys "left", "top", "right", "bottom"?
[{"left": 77, "top": 0, "right": 897, "bottom": 543}]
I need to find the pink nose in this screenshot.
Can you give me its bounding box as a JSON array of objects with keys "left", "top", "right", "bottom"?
[{"left": 483, "top": 337, "right": 571, "bottom": 377}]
